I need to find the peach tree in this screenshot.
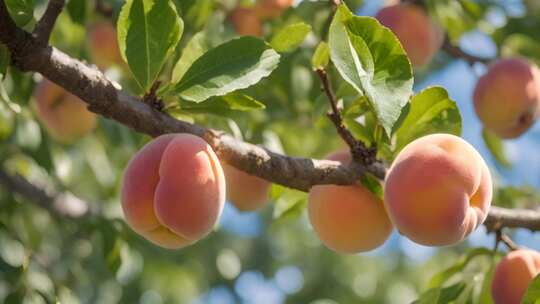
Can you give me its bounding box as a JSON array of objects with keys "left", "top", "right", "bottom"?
[{"left": 1, "top": 0, "right": 540, "bottom": 303}]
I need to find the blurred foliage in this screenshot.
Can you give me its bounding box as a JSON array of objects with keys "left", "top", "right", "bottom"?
[{"left": 1, "top": 0, "right": 540, "bottom": 303}]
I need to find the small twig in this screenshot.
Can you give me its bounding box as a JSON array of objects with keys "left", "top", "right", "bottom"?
[
  {"left": 315, "top": 69, "right": 377, "bottom": 165},
  {"left": 442, "top": 36, "right": 491, "bottom": 66},
  {"left": 143, "top": 81, "right": 164, "bottom": 111},
  {"left": 495, "top": 230, "right": 519, "bottom": 251},
  {"left": 331, "top": 0, "right": 341, "bottom": 6},
  {"left": 33, "top": 0, "right": 65, "bottom": 45}
]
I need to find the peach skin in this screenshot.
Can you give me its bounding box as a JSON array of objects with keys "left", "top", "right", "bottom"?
[
  {"left": 222, "top": 162, "right": 271, "bottom": 212},
  {"left": 473, "top": 58, "right": 540, "bottom": 139},
  {"left": 376, "top": 3, "right": 443, "bottom": 67},
  {"left": 121, "top": 134, "right": 226, "bottom": 249},
  {"left": 33, "top": 79, "right": 96, "bottom": 144},
  {"left": 492, "top": 249, "right": 540, "bottom": 304},
  {"left": 255, "top": 0, "right": 294, "bottom": 20},
  {"left": 230, "top": 7, "right": 263, "bottom": 37},
  {"left": 384, "top": 134, "right": 492, "bottom": 246},
  {"left": 87, "top": 22, "right": 123, "bottom": 70},
  {"left": 308, "top": 151, "right": 393, "bottom": 254}
]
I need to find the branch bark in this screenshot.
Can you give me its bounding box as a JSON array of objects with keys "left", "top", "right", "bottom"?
[
  {"left": 0, "top": 169, "right": 92, "bottom": 219},
  {"left": 442, "top": 36, "right": 491, "bottom": 65},
  {"left": 33, "top": 0, "right": 65, "bottom": 45},
  {"left": 0, "top": 0, "right": 539, "bottom": 232}
]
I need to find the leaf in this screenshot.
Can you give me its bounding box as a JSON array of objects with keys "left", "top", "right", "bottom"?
[
  {"left": 428, "top": 247, "right": 493, "bottom": 288},
  {"left": 169, "top": 36, "right": 280, "bottom": 103},
  {"left": 271, "top": 185, "right": 307, "bottom": 220},
  {"left": 394, "top": 86, "right": 462, "bottom": 155},
  {"left": 5, "top": 0, "right": 35, "bottom": 27},
  {"left": 425, "top": 0, "right": 487, "bottom": 42},
  {"left": 270, "top": 22, "right": 312, "bottom": 53},
  {"left": 482, "top": 128, "right": 510, "bottom": 168},
  {"left": 523, "top": 273, "right": 540, "bottom": 304},
  {"left": 0, "top": 43, "right": 10, "bottom": 79},
  {"left": 171, "top": 31, "right": 210, "bottom": 84},
  {"left": 311, "top": 41, "right": 330, "bottom": 70},
  {"left": 178, "top": 93, "right": 265, "bottom": 115},
  {"left": 66, "top": 0, "right": 86, "bottom": 25},
  {"left": 117, "top": 0, "right": 183, "bottom": 91},
  {"left": 477, "top": 264, "right": 495, "bottom": 304},
  {"left": 329, "top": 4, "right": 413, "bottom": 136},
  {"left": 414, "top": 282, "right": 467, "bottom": 304}
]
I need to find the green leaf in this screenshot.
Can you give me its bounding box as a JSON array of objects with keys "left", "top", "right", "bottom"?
[
  {"left": 428, "top": 247, "right": 493, "bottom": 288},
  {"left": 394, "top": 86, "right": 462, "bottom": 155},
  {"left": 523, "top": 273, "right": 540, "bottom": 304},
  {"left": 270, "top": 22, "right": 312, "bottom": 53},
  {"left": 329, "top": 4, "right": 413, "bottom": 136},
  {"left": 5, "top": 0, "right": 35, "bottom": 27},
  {"left": 414, "top": 282, "right": 467, "bottom": 304},
  {"left": 178, "top": 93, "right": 265, "bottom": 115},
  {"left": 169, "top": 36, "right": 280, "bottom": 102},
  {"left": 501, "top": 34, "right": 540, "bottom": 66},
  {"left": 117, "top": 0, "right": 183, "bottom": 91},
  {"left": 66, "top": 0, "right": 86, "bottom": 25},
  {"left": 425, "top": 0, "right": 487, "bottom": 42},
  {"left": 271, "top": 185, "right": 307, "bottom": 221},
  {"left": 482, "top": 128, "right": 510, "bottom": 168},
  {"left": 171, "top": 31, "right": 210, "bottom": 84},
  {"left": 0, "top": 44, "right": 9, "bottom": 79},
  {"left": 478, "top": 264, "right": 495, "bottom": 304},
  {"left": 311, "top": 42, "right": 330, "bottom": 70}
]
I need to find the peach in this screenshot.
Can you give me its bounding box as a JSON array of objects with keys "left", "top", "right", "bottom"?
[
  {"left": 121, "top": 134, "right": 226, "bottom": 249},
  {"left": 384, "top": 134, "right": 492, "bottom": 246},
  {"left": 492, "top": 249, "right": 540, "bottom": 304},
  {"left": 33, "top": 79, "right": 96, "bottom": 144},
  {"left": 230, "top": 7, "right": 263, "bottom": 37},
  {"left": 473, "top": 58, "right": 540, "bottom": 139},
  {"left": 87, "top": 22, "right": 123, "bottom": 70},
  {"left": 222, "top": 162, "right": 270, "bottom": 211},
  {"left": 308, "top": 151, "right": 393, "bottom": 253},
  {"left": 255, "top": 0, "right": 294, "bottom": 20},
  {"left": 375, "top": 3, "right": 443, "bottom": 66}
]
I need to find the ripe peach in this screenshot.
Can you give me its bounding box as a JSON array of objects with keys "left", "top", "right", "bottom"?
[
  {"left": 121, "top": 134, "right": 226, "bottom": 249},
  {"left": 87, "top": 22, "right": 123, "bottom": 70},
  {"left": 230, "top": 7, "right": 263, "bottom": 37},
  {"left": 33, "top": 79, "right": 96, "bottom": 144},
  {"left": 492, "top": 249, "right": 540, "bottom": 304},
  {"left": 222, "top": 162, "right": 270, "bottom": 212},
  {"left": 473, "top": 58, "right": 540, "bottom": 139},
  {"left": 384, "top": 134, "right": 492, "bottom": 246},
  {"left": 308, "top": 151, "right": 393, "bottom": 253},
  {"left": 375, "top": 3, "right": 443, "bottom": 66},
  {"left": 255, "top": 0, "right": 294, "bottom": 20}
]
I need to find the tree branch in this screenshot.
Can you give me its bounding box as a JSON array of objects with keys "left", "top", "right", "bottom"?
[
  {"left": 316, "top": 69, "right": 378, "bottom": 166},
  {"left": 1, "top": 0, "right": 540, "bottom": 232},
  {"left": 0, "top": 169, "right": 92, "bottom": 219},
  {"left": 33, "top": 0, "right": 65, "bottom": 45},
  {"left": 442, "top": 36, "right": 491, "bottom": 65}
]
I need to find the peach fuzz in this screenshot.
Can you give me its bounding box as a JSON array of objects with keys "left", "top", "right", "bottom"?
[
  {"left": 492, "top": 249, "right": 540, "bottom": 304},
  {"left": 230, "top": 7, "right": 263, "bottom": 37},
  {"left": 308, "top": 151, "right": 393, "bottom": 254},
  {"left": 376, "top": 3, "right": 443, "bottom": 66},
  {"left": 384, "top": 134, "right": 492, "bottom": 246},
  {"left": 121, "top": 134, "right": 226, "bottom": 249},
  {"left": 33, "top": 79, "right": 96, "bottom": 144},
  {"left": 222, "top": 162, "right": 270, "bottom": 212},
  {"left": 255, "top": 0, "right": 294, "bottom": 20},
  {"left": 473, "top": 58, "right": 540, "bottom": 139},
  {"left": 87, "top": 22, "right": 123, "bottom": 70}
]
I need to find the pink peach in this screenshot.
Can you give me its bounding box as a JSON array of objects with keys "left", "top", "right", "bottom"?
[
  {"left": 492, "top": 249, "right": 540, "bottom": 304},
  {"left": 222, "top": 162, "right": 270, "bottom": 211},
  {"left": 384, "top": 134, "right": 492, "bottom": 246}
]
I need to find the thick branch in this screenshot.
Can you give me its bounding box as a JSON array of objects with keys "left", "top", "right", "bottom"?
[
  {"left": 33, "top": 0, "right": 65, "bottom": 44},
  {"left": 0, "top": 169, "right": 91, "bottom": 219},
  {"left": 485, "top": 206, "right": 540, "bottom": 232},
  {"left": 1, "top": 0, "right": 540, "bottom": 231}
]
